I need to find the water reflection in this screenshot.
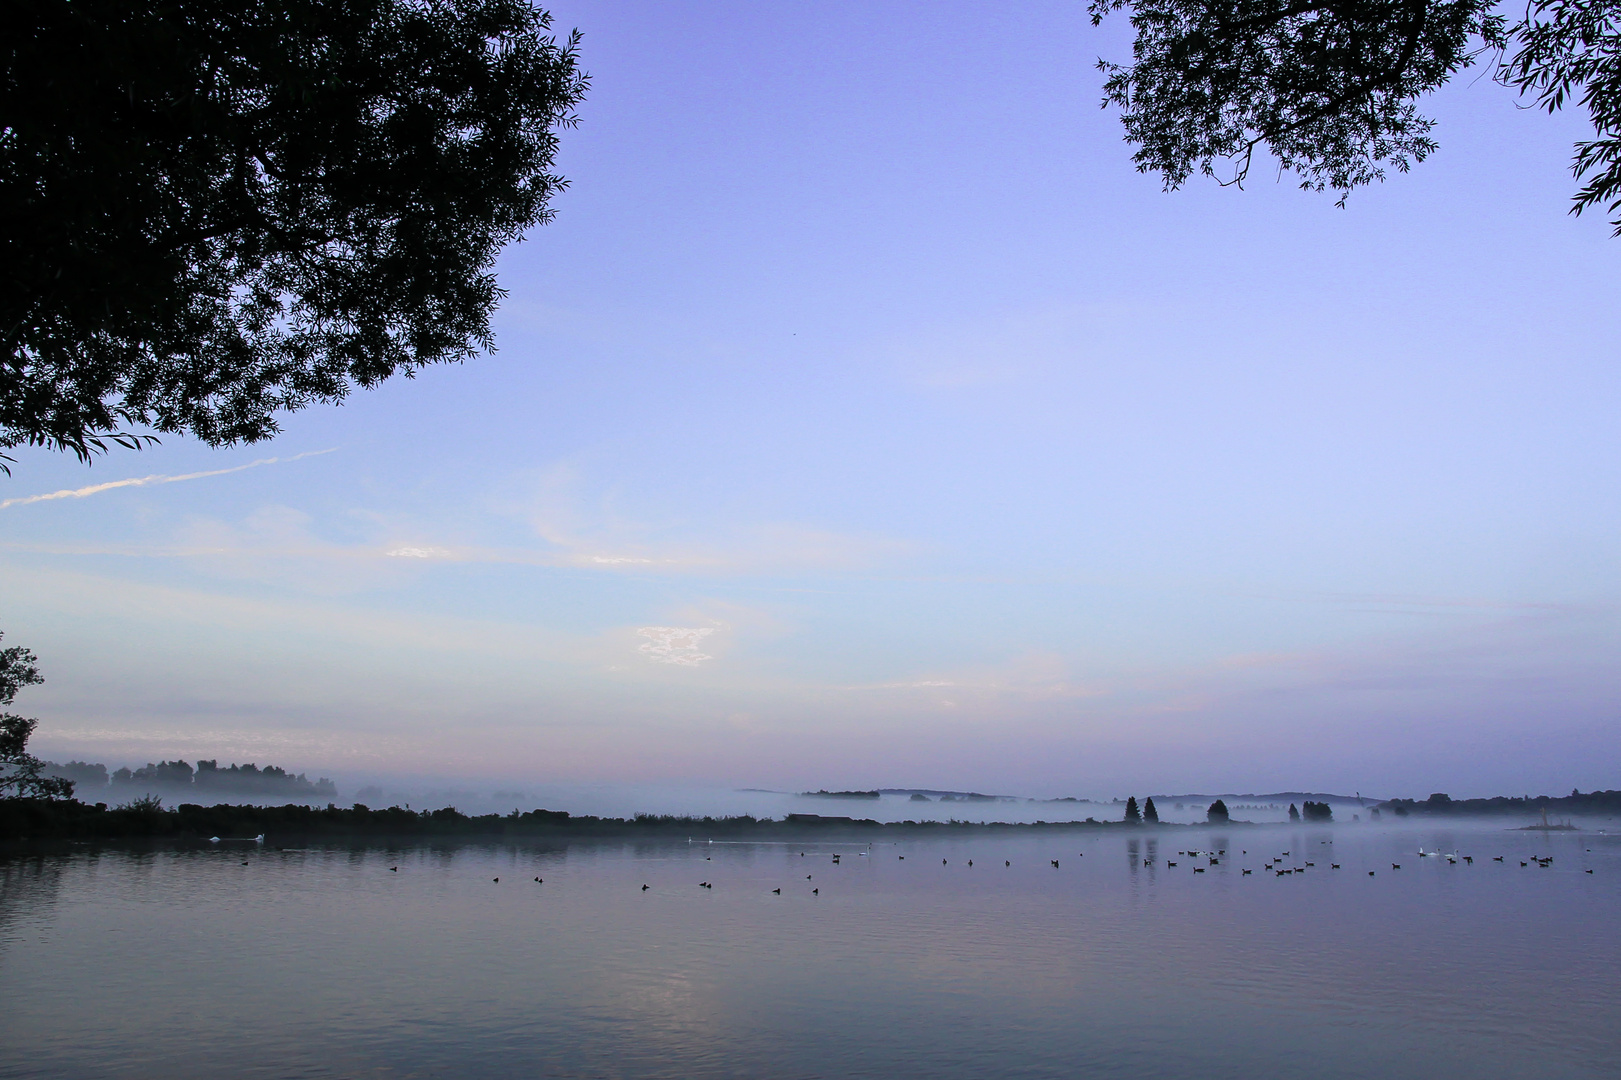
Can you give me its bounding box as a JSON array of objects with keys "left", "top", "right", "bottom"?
[{"left": 0, "top": 824, "right": 1614, "bottom": 1080}]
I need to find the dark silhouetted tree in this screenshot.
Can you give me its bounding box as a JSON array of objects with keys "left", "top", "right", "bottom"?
[
  {"left": 1143, "top": 796, "right": 1159, "bottom": 822},
  {"left": 1124, "top": 795, "right": 1141, "bottom": 822},
  {"left": 1089, "top": 0, "right": 1621, "bottom": 231},
  {"left": 1302, "top": 800, "right": 1334, "bottom": 822},
  {"left": 1288, "top": 802, "right": 1300, "bottom": 821},
  {"left": 1207, "top": 798, "right": 1229, "bottom": 823},
  {"left": 0, "top": 633, "right": 74, "bottom": 800},
  {"left": 3, "top": 0, "right": 589, "bottom": 468}
]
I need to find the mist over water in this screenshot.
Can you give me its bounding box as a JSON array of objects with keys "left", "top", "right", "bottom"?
[{"left": 3, "top": 821, "right": 1614, "bottom": 1080}]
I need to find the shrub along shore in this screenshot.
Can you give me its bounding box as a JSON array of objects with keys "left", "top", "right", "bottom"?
[{"left": 0, "top": 798, "right": 1193, "bottom": 847}]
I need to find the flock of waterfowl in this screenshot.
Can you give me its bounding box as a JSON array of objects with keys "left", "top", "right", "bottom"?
[{"left": 430, "top": 837, "right": 1597, "bottom": 894}]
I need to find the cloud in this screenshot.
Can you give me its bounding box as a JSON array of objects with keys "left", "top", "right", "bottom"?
[
  {"left": 386, "top": 546, "right": 454, "bottom": 559},
  {"left": 0, "top": 448, "right": 337, "bottom": 509},
  {"left": 637, "top": 626, "right": 716, "bottom": 666}
]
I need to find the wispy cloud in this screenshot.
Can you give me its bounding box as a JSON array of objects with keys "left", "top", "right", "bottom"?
[
  {"left": 0, "top": 449, "right": 337, "bottom": 510},
  {"left": 638, "top": 626, "right": 716, "bottom": 666},
  {"left": 386, "top": 546, "right": 454, "bottom": 559}
]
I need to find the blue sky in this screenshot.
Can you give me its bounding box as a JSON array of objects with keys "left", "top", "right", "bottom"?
[{"left": 4, "top": 1, "right": 1619, "bottom": 799}]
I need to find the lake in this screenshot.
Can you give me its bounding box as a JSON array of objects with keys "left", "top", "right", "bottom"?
[{"left": 1, "top": 821, "right": 1614, "bottom": 1079}]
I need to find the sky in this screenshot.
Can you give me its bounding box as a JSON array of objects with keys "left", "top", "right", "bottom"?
[{"left": 4, "top": 1, "right": 1619, "bottom": 801}]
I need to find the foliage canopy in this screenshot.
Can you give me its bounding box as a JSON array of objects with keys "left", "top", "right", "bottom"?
[
  {"left": 1091, "top": 0, "right": 1621, "bottom": 230},
  {"left": 2, "top": 0, "right": 588, "bottom": 466}
]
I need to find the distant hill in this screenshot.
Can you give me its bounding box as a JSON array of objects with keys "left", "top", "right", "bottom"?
[{"left": 1156, "top": 792, "right": 1380, "bottom": 805}]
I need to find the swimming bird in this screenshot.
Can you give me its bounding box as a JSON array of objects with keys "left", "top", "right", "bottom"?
[
  {"left": 1051, "top": 860, "right": 1059, "bottom": 868},
  {"left": 1494, "top": 856, "right": 1504, "bottom": 861},
  {"left": 1005, "top": 860, "right": 1010, "bottom": 867},
  {"left": 807, "top": 874, "right": 812, "bottom": 879},
  {"left": 943, "top": 859, "right": 948, "bottom": 865},
  {"left": 1587, "top": 869, "right": 1594, "bottom": 874},
  {"left": 389, "top": 866, "right": 398, "bottom": 872},
  {"left": 1242, "top": 869, "right": 1252, "bottom": 875},
  {"left": 773, "top": 888, "right": 781, "bottom": 894},
  {"left": 493, "top": 877, "right": 499, "bottom": 883},
  {"left": 1331, "top": 864, "right": 1340, "bottom": 869},
  {"left": 641, "top": 884, "right": 649, "bottom": 890},
  {"left": 968, "top": 860, "right": 973, "bottom": 867},
  {"left": 1521, "top": 861, "right": 1529, "bottom": 867},
  {"left": 1368, "top": 870, "right": 1375, "bottom": 876},
  {"left": 534, "top": 876, "right": 542, "bottom": 883},
  {"left": 1392, "top": 864, "right": 1401, "bottom": 870},
  {"left": 1194, "top": 867, "right": 1205, "bottom": 873},
  {"left": 899, "top": 856, "right": 904, "bottom": 860},
  {"left": 812, "top": 888, "right": 819, "bottom": 895},
  {"left": 241, "top": 861, "right": 248, "bottom": 866},
  {"left": 1167, "top": 861, "right": 1177, "bottom": 867}
]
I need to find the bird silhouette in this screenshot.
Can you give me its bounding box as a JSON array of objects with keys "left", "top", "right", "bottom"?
[
  {"left": 641, "top": 884, "right": 649, "bottom": 890},
  {"left": 772, "top": 888, "right": 781, "bottom": 894},
  {"left": 534, "top": 876, "right": 543, "bottom": 883},
  {"left": 1368, "top": 870, "right": 1375, "bottom": 876},
  {"left": 1051, "top": 860, "right": 1059, "bottom": 868},
  {"left": 389, "top": 866, "right": 398, "bottom": 872},
  {"left": 493, "top": 877, "right": 499, "bottom": 883},
  {"left": 812, "top": 887, "right": 819, "bottom": 895}
]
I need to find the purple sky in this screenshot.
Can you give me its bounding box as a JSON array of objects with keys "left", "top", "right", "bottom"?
[{"left": 3, "top": 1, "right": 1618, "bottom": 799}]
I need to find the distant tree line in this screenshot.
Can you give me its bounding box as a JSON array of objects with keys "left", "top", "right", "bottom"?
[
  {"left": 1379, "top": 791, "right": 1621, "bottom": 817},
  {"left": 45, "top": 758, "right": 337, "bottom": 799}
]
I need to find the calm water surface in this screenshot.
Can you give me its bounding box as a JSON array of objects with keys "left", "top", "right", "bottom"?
[{"left": 2, "top": 823, "right": 1615, "bottom": 1079}]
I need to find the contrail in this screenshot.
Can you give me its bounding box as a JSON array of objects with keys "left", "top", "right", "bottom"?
[{"left": 0, "top": 448, "right": 337, "bottom": 509}]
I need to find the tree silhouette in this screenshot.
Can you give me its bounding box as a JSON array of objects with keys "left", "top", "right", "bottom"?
[
  {"left": 1124, "top": 795, "right": 1141, "bottom": 822},
  {"left": 0, "top": 633, "right": 73, "bottom": 800},
  {"left": 1207, "top": 799, "right": 1229, "bottom": 823},
  {"left": 1089, "top": 0, "right": 1621, "bottom": 231},
  {"left": 4, "top": 0, "right": 588, "bottom": 467},
  {"left": 1143, "top": 796, "right": 1159, "bottom": 822}
]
